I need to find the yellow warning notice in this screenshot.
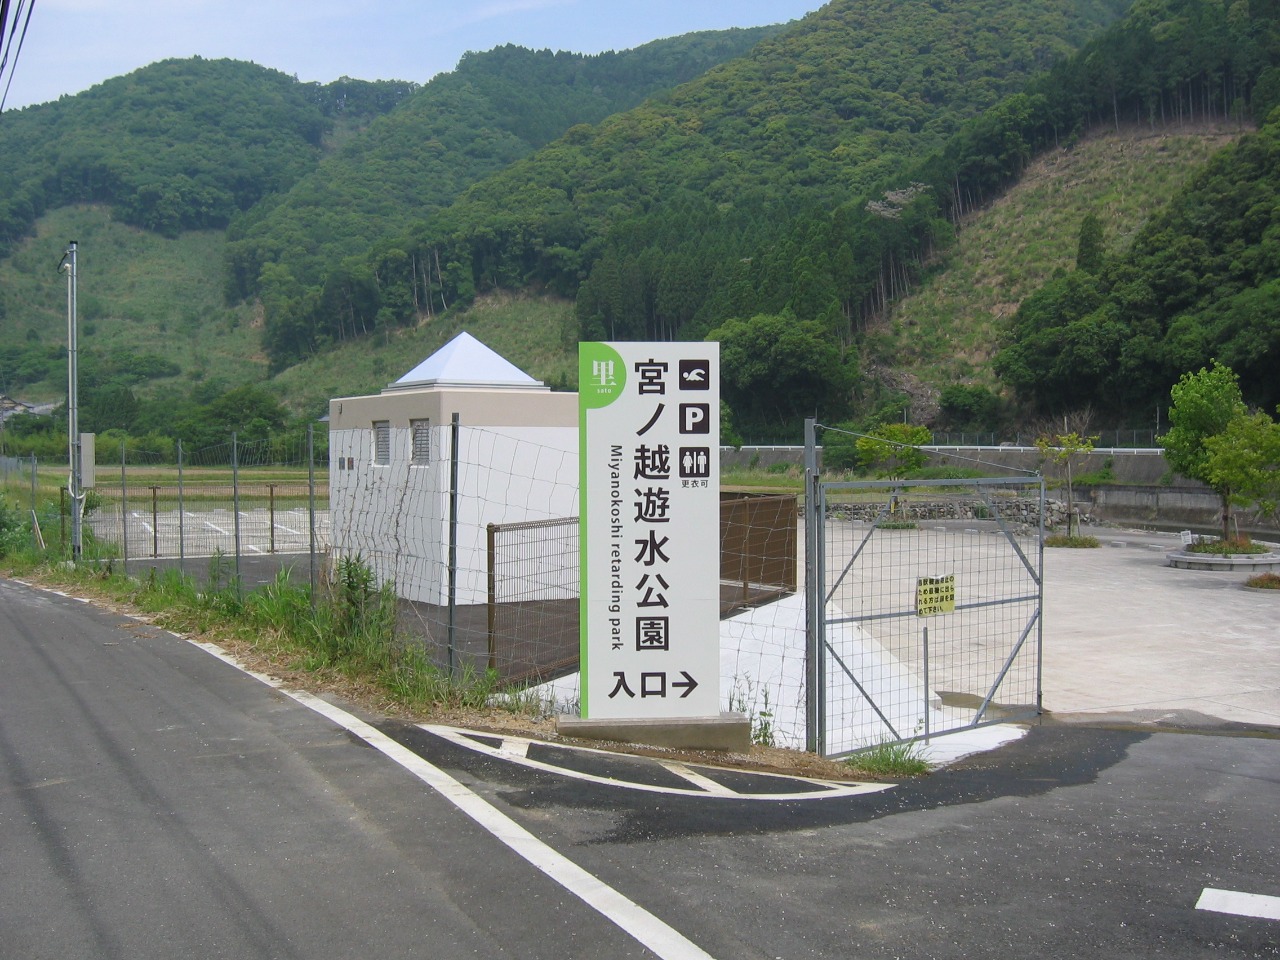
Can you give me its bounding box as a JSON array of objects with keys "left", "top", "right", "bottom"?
[{"left": 916, "top": 574, "right": 956, "bottom": 616}]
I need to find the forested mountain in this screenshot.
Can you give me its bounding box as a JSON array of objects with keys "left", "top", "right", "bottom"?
[
  {"left": 0, "top": 28, "right": 777, "bottom": 408},
  {"left": 5, "top": 0, "right": 1279, "bottom": 448},
  {"left": 0, "top": 59, "right": 415, "bottom": 248},
  {"left": 254, "top": 0, "right": 1135, "bottom": 385},
  {"left": 995, "top": 110, "right": 1280, "bottom": 417},
  {"left": 223, "top": 29, "right": 783, "bottom": 310},
  {"left": 875, "top": 120, "right": 1240, "bottom": 406}
]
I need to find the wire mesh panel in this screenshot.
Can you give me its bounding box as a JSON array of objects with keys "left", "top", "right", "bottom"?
[
  {"left": 816, "top": 476, "right": 1044, "bottom": 758},
  {"left": 720, "top": 493, "right": 798, "bottom": 614},
  {"left": 486, "top": 517, "right": 580, "bottom": 684}
]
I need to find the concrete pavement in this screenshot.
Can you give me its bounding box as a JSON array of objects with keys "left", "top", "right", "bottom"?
[{"left": 1042, "top": 527, "right": 1280, "bottom": 729}]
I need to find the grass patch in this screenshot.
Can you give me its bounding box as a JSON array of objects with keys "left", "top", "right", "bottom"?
[
  {"left": 847, "top": 739, "right": 932, "bottom": 777},
  {"left": 720, "top": 466, "right": 803, "bottom": 495},
  {"left": 1245, "top": 572, "right": 1280, "bottom": 589},
  {"left": 1045, "top": 534, "right": 1100, "bottom": 548},
  {"left": 0, "top": 516, "right": 501, "bottom": 714}
]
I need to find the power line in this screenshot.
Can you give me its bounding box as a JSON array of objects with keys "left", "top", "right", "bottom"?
[{"left": 0, "top": 0, "right": 36, "bottom": 114}]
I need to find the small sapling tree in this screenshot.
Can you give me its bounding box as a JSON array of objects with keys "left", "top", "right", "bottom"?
[
  {"left": 1160, "top": 361, "right": 1248, "bottom": 542},
  {"left": 1035, "top": 430, "right": 1097, "bottom": 537}
]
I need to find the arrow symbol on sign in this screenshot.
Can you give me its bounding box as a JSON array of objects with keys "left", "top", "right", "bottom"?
[{"left": 673, "top": 671, "right": 698, "bottom": 698}]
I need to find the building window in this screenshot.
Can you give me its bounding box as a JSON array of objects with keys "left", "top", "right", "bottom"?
[
  {"left": 372, "top": 421, "right": 391, "bottom": 465},
  {"left": 411, "top": 419, "right": 431, "bottom": 464}
]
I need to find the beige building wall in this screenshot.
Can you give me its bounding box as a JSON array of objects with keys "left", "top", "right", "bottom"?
[{"left": 329, "top": 385, "right": 578, "bottom": 606}]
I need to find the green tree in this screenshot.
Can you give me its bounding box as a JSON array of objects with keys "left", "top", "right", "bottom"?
[
  {"left": 855, "top": 423, "right": 933, "bottom": 479},
  {"left": 708, "top": 313, "right": 855, "bottom": 435},
  {"left": 1160, "top": 361, "right": 1248, "bottom": 540},
  {"left": 938, "top": 384, "right": 1001, "bottom": 431},
  {"left": 1204, "top": 411, "right": 1280, "bottom": 522},
  {"left": 719, "top": 399, "right": 743, "bottom": 449},
  {"left": 1075, "top": 212, "right": 1106, "bottom": 274}
]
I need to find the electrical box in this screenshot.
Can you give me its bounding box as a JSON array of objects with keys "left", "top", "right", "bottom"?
[{"left": 80, "top": 432, "right": 95, "bottom": 488}]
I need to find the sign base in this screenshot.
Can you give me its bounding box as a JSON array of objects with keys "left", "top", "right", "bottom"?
[{"left": 556, "top": 712, "right": 751, "bottom": 752}]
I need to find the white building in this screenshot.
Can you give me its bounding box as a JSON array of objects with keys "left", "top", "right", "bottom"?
[{"left": 328, "top": 332, "right": 578, "bottom": 606}]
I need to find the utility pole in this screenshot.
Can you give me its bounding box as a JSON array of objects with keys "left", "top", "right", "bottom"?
[{"left": 65, "top": 240, "right": 83, "bottom": 559}]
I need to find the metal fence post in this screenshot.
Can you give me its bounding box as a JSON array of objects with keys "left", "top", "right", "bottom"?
[
  {"left": 120, "top": 442, "right": 128, "bottom": 576},
  {"left": 922, "top": 626, "right": 931, "bottom": 742},
  {"left": 177, "top": 439, "right": 185, "bottom": 575},
  {"left": 447, "top": 412, "right": 460, "bottom": 679},
  {"left": 150, "top": 485, "right": 159, "bottom": 558},
  {"left": 308, "top": 423, "right": 317, "bottom": 608},
  {"left": 486, "top": 523, "right": 497, "bottom": 672},
  {"left": 1036, "top": 476, "right": 1046, "bottom": 716},
  {"left": 30, "top": 455, "right": 37, "bottom": 515},
  {"left": 232, "top": 431, "right": 241, "bottom": 593},
  {"left": 803, "top": 417, "right": 820, "bottom": 753}
]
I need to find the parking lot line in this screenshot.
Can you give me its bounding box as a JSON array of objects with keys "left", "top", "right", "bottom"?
[{"left": 1196, "top": 888, "right": 1280, "bottom": 921}]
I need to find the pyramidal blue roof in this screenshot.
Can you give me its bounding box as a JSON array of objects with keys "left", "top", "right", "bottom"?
[{"left": 388, "top": 332, "right": 545, "bottom": 392}]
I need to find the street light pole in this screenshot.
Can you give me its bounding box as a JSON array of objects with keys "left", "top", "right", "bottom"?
[{"left": 65, "top": 239, "right": 82, "bottom": 559}]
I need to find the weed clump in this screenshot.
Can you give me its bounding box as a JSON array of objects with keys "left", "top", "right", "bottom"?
[
  {"left": 847, "top": 739, "right": 932, "bottom": 777},
  {"left": 1044, "top": 534, "right": 1100, "bottom": 548}
]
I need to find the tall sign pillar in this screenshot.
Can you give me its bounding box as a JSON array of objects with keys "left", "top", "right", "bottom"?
[{"left": 578, "top": 342, "right": 720, "bottom": 722}]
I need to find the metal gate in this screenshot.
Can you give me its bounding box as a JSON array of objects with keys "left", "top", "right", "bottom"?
[{"left": 805, "top": 470, "right": 1044, "bottom": 758}]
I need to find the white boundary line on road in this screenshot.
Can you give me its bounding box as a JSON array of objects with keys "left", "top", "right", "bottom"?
[
  {"left": 188, "top": 639, "right": 722, "bottom": 960},
  {"left": 1196, "top": 888, "right": 1280, "bottom": 921},
  {"left": 423, "top": 724, "right": 893, "bottom": 801}
]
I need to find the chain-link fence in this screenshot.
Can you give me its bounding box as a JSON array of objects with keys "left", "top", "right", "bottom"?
[
  {"left": 0, "top": 454, "right": 38, "bottom": 509},
  {"left": 326, "top": 410, "right": 806, "bottom": 693},
  {"left": 84, "top": 429, "right": 327, "bottom": 592}
]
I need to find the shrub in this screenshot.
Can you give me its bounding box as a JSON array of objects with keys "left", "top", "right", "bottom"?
[
  {"left": 1186, "top": 537, "right": 1268, "bottom": 556},
  {"left": 0, "top": 496, "right": 25, "bottom": 556}
]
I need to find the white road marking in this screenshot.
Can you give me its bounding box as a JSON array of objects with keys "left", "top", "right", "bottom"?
[
  {"left": 203, "top": 520, "right": 230, "bottom": 535},
  {"left": 188, "top": 643, "right": 720, "bottom": 960},
  {"left": 498, "top": 738, "right": 531, "bottom": 760},
  {"left": 1197, "top": 888, "right": 1280, "bottom": 921},
  {"left": 426, "top": 725, "right": 891, "bottom": 801},
  {"left": 273, "top": 523, "right": 302, "bottom": 535},
  {"left": 659, "top": 761, "right": 738, "bottom": 796}
]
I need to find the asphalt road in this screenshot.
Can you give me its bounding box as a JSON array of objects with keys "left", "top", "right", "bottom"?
[
  {"left": 0, "top": 579, "right": 645, "bottom": 960},
  {"left": 3, "top": 576, "right": 1277, "bottom": 959}
]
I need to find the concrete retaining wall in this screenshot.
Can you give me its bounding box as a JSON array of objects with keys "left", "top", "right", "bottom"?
[
  {"left": 720, "top": 445, "right": 1280, "bottom": 535},
  {"left": 722, "top": 445, "right": 1170, "bottom": 485}
]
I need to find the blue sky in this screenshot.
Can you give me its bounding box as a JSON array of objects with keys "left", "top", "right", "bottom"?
[{"left": 7, "top": 0, "right": 822, "bottom": 110}]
